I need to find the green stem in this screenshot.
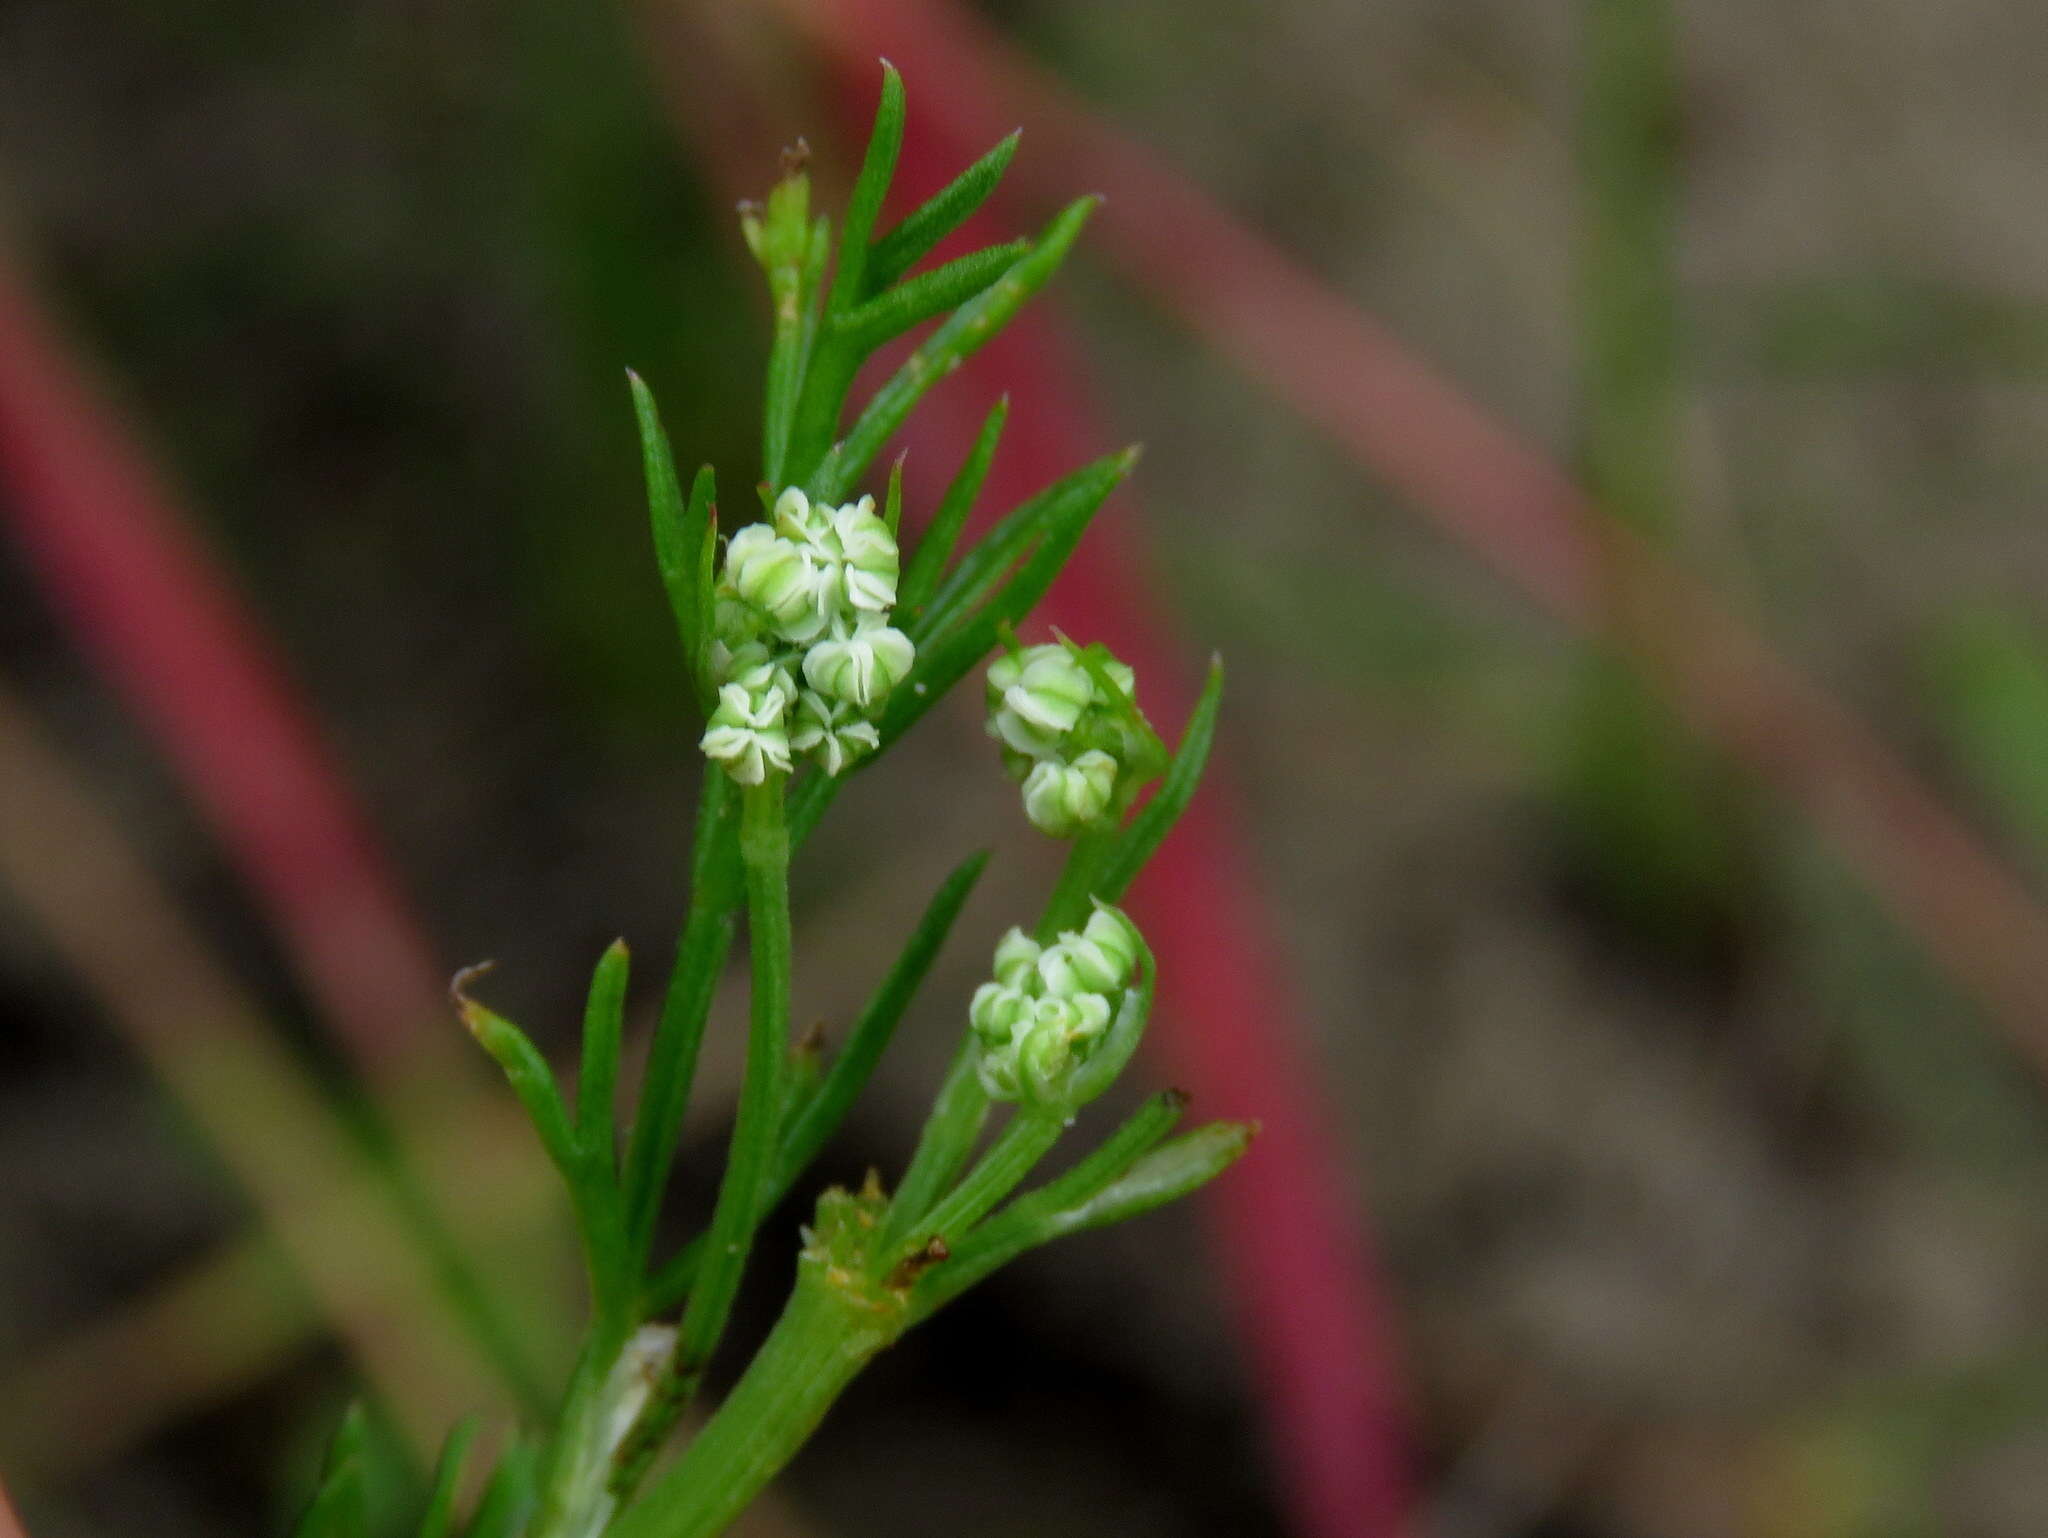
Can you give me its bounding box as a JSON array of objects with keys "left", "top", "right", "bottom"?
[
  {"left": 1038, "top": 827, "right": 1116, "bottom": 938},
  {"left": 622, "top": 770, "right": 739, "bottom": 1265},
  {"left": 878, "top": 1039, "right": 988, "bottom": 1252},
  {"left": 620, "top": 779, "right": 792, "bottom": 1482},
  {"left": 610, "top": 1264, "right": 900, "bottom": 1538},
  {"left": 897, "top": 1110, "right": 1063, "bottom": 1263}
]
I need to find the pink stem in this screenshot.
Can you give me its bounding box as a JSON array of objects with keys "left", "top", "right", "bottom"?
[{"left": 0, "top": 248, "right": 446, "bottom": 1078}]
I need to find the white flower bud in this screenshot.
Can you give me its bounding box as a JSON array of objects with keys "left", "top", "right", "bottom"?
[
  {"left": 699, "top": 679, "right": 793, "bottom": 786},
  {"left": 1072, "top": 903, "right": 1142, "bottom": 991},
  {"left": 969, "top": 980, "right": 1032, "bottom": 1046},
  {"left": 991, "top": 927, "right": 1041, "bottom": 989},
  {"left": 830, "top": 496, "right": 898, "bottom": 613},
  {"left": 724, "top": 525, "right": 824, "bottom": 642},
  {"left": 996, "top": 645, "right": 1094, "bottom": 737},
  {"left": 788, "top": 689, "right": 880, "bottom": 777},
  {"left": 1019, "top": 749, "right": 1118, "bottom": 837},
  {"left": 771, "top": 485, "right": 835, "bottom": 555},
  {"left": 802, "top": 616, "right": 915, "bottom": 710}
]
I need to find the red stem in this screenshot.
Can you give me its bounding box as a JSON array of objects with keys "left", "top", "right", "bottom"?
[{"left": 0, "top": 248, "right": 447, "bottom": 1078}]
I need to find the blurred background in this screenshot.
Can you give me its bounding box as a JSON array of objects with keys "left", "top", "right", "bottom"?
[{"left": 6, "top": 1, "right": 2048, "bottom": 1535}]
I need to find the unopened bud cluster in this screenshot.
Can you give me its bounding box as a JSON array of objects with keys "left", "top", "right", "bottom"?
[
  {"left": 986, "top": 643, "right": 1150, "bottom": 836},
  {"left": 969, "top": 904, "right": 1142, "bottom": 1106},
  {"left": 700, "top": 487, "right": 916, "bottom": 784}
]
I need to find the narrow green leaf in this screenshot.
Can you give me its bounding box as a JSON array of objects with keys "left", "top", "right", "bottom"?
[
  {"left": 875, "top": 1040, "right": 991, "bottom": 1254},
  {"left": 883, "top": 454, "right": 905, "bottom": 539},
  {"left": 867, "top": 131, "right": 1022, "bottom": 295},
  {"left": 630, "top": 376, "right": 714, "bottom": 706},
  {"left": 810, "top": 197, "right": 1100, "bottom": 503},
  {"left": 623, "top": 769, "right": 738, "bottom": 1260},
  {"left": 899, "top": 396, "right": 1007, "bottom": 615},
  {"left": 577, "top": 940, "right": 629, "bottom": 1166},
  {"left": 876, "top": 447, "right": 1136, "bottom": 749},
  {"left": 416, "top": 1415, "right": 481, "bottom": 1538},
  {"left": 462, "top": 1437, "right": 539, "bottom": 1538},
  {"left": 842, "top": 241, "right": 1029, "bottom": 349},
  {"left": 1096, "top": 657, "right": 1224, "bottom": 903},
  {"left": 919, "top": 1089, "right": 1187, "bottom": 1302},
  {"left": 294, "top": 1404, "right": 371, "bottom": 1538},
  {"left": 913, "top": 449, "right": 1125, "bottom": 646},
  {"left": 776, "top": 850, "right": 989, "bottom": 1188},
  {"left": 759, "top": 167, "right": 817, "bottom": 485},
  {"left": 828, "top": 61, "right": 905, "bottom": 313},
  {"left": 912, "top": 1120, "right": 1254, "bottom": 1319},
  {"left": 454, "top": 971, "right": 580, "bottom": 1183}
]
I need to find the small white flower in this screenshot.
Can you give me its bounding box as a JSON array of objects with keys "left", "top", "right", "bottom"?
[
  {"left": 699, "top": 679, "right": 793, "bottom": 785},
  {"left": 969, "top": 980, "right": 1033, "bottom": 1045},
  {"left": 771, "top": 485, "right": 836, "bottom": 556},
  {"left": 829, "top": 496, "right": 898, "bottom": 613},
  {"left": 1019, "top": 749, "right": 1118, "bottom": 837},
  {"left": 788, "top": 689, "right": 880, "bottom": 777},
  {"left": 990, "top": 645, "right": 1094, "bottom": 737},
  {"left": 724, "top": 524, "right": 825, "bottom": 643},
  {"left": 802, "top": 615, "right": 916, "bottom": 710},
  {"left": 991, "top": 927, "right": 1042, "bottom": 989}
]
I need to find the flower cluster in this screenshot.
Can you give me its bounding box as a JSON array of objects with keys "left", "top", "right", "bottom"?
[
  {"left": 699, "top": 487, "right": 916, "bottom": 784},
  {"left": 968, "top": 904, "right": 1143, "bottom": 1106},
  {"left": 985, "top": 642, "right": 1153, "bottom": 836}
]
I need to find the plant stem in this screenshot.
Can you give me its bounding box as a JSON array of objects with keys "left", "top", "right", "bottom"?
[
  {"left": 622, "top": 770, "right": 737, "bottom": 1265},
  {"left": 610, "top": 1258, "right": 902, "bottom": 1538},
  {"left": 617, "top": 779, "right": 792, "bottom": 1485},
  {"left": 899, "top": 1109, "right": 1063, "bottom": 1260},
  {"left": 878, "top": 1038, "right": 988, "bottom": 1251}
]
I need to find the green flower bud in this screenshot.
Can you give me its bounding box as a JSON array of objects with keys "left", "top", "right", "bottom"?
[
  {"left": 969, "top": 980, "right": 1032, "bottom": 1046},
  {"left": 970, "top": 912, "right": 1142, "bottom": 1109},
  {"left": 802, "top": 616, "right": 915, "bottom": 710},
  {"left": 991, "top": 927, "right": 1041, "bottom": 988},
  {"left": 771, "top": 486, "right": 836, "bottom": 557},
  {"left": 788, "top": 689, "right": 880, "bottom": 777},
  {"left": 830, "top": 496, "right": 898, "bottom": 613},
  {"left": 724, "top": 524, "right": 824, "bottom": 643},
  {"left": 1020, "top": 749, "right": 1117, "bottom": 837},
  {"left": 699, "top": 679, "right": 792, "bottom": 786},
  {"left": 991, "top": 644, "right": 1094, "bottom": 738}
]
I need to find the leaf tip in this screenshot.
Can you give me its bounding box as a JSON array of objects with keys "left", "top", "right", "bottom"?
[{"left": 449, "top": 959, "right": 498, "bottom": 1024}]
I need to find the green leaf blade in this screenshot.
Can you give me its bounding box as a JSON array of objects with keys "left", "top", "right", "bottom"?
[
  {"left": 829, "top": 62, "right": 905, "bottom": 313},
  {"left": 631, "top": 377, "right": 715, "bottom": 707},
  {"left": 867, "top": 131, "right": 1022, "bottom": 295},
  {"left": 1098, "top": 656, "right": 1225, "bottom": 903},
  {"left": 775, "top": 849, "right": 990, "bottom": 1188},
  {"left": 577, "top": 940, "right": 630, "bottom": 1167},
  {"left": 810, "top": 196, "right": 1100, "bottom": 504},
  {"left": 899, "top": 396, "right": 1007, "bottom": 616},
  {"left": 842, "top": 241, "right": 1030, "bottom": 349}
]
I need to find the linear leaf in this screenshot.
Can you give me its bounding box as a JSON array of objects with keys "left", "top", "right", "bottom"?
[
  {"left": 776, "top": 849, "right": 989, "bottom": 1187},
  {"left": 577, "top": 940, "right": 629, "bottom": 1165},
  {"left": 876, "top": 448, "right": 1136, "bottom": 748},
  {"left": 462, "top": 1437, "right": 539, "bottom": 1538},
  {"left": 454, "top": 975, "right": 580, "bottom": 1183},
  {"left": 899, "top": 396, "right": 1007, "bottom": 615},
  {"left": 810, "top": 197, "right": 1099, "bottom": 504},
  {"left": 828, "top": 62, "right": 905, "bottom": 312},
  {"left": 293, "top": 1404, "right": 371, "bottom": 1538},
  {"left": 842, "top": 241, "right": 1029, "bottom": 349},
  {"left": 867, "top": 131, "right": 1022, "bottom": 295},
  {"left": 1097, "top": 656, "right": 1225, "bottom": 903},
  {"left": 631, "top": 376, "right": 714, "bottom": 706},
  {"left": 415, "top": 1415, "right": 480, "bottom": 1538},
  {"left": 912, "top": 1121, "right": 1254, "bottom": 1319}
]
